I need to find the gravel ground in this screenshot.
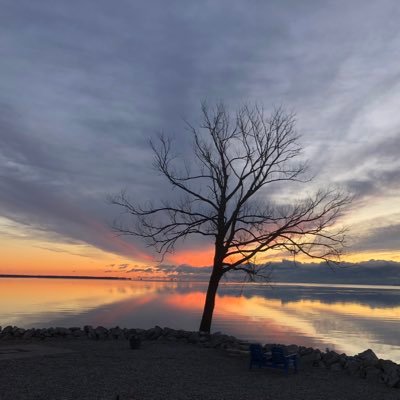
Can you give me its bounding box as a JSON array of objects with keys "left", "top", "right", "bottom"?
[{"left": 0, "top": 338, "right": 398, "bottom": 400}]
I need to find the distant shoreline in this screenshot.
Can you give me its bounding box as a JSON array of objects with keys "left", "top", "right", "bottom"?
[
  {"left": 0, "top": 274, "right": 400, "bottom": 289},
  {"left": 0, "top": 274, "right": 136, "bottom": 281},
  {"left": 0, "top": 274, "right": 197, "bottom": 283}
]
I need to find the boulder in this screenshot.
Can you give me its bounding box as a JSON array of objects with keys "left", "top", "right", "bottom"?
[
  {"left": 356, "top": 349, "right": 378, "bottom": 367},
  {"left": 84, "top": 325, "right": 96, "bottom": 339},
  {"left": 286, "top": 344, "right": 299, "bottom": 354},
  {"left": 188, "top": 332, "right": 200, "bottom": 344},
  {"left": 55, "top": 327, "right": 71, "bottom": 336},
  {"left": 146, "top": 326, "right": 163, "bottom": 340},
  {"left": 330, "top": 362, "right": 342, "bottom": 371},
  {"left": 2, "top": 326, "right": 13, "bottom": 335},
  {"left": 175, "top": 329, "right": 189, "bottom": 339},
  {"left": 344, "top": 359, "right": 361, "bottom": 376},
  {"left": 129, "top": 335, "right": 141, "bottom": 349},
  {"left": 322, "top": 351, "right": 340, "bottom": 367},
  {"left": 383, "top": 370, "right": 400, "bottom": 388},
  {"left": 314, "top": 361, "right": 326, "bottom": 368},
  {"left": 84, "top": 325, "right": 94, "bottom": 333},
  {"left": 47, "top": 327, "right": 55, "bottom": 336},
  {"left": 40, "top": 328, "right": 52, "bottom": 337},
  {"left": 378, "top": 361, "right": 400, "bottom": 388},
  {"left": 209, "top": 334, "right": 226, "bottom": 348},
  {"left": 364, "top": 366, "right": 381, "bottom": 382},
  {"left": 162, "top": 327, "right": 177, "bottom": 337},
  {"left": 94, "top": 326, "right": 109, "bottom": 339},
  {"left": 338, "top": 354, "right": 348, "bottom": 367},
  {"left": 22, "top": 329, "right": 34, "bottom": 339},
  {"left": 72, "top": 329, "right": 85, "bottom": 337},
  {"left": 109, "top": 327, "right": 124, "bottom": 339},
  {"left": 301, "top": 350, "right": 321, "bottom": 364},
  {"left": 378, "top": 359, "right": 399, "bottom": 376},
  {"left": 13, "top": 328, "right": 25, "bottom": 337},
  {"left": 298, "top": 346, "right": 314, "bottom": 356}
]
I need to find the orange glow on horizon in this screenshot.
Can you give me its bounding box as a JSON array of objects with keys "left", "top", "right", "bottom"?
[
  {"left": 166, "top": 246, "right": 214, "bottom": 267},
  {"left": 1, "top": 225, "right": 400, "bottom": 277}
]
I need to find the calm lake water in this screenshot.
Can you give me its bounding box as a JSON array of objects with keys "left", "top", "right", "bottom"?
[{"left": 1, "top": 278, "right": 400, "bottom": 362}]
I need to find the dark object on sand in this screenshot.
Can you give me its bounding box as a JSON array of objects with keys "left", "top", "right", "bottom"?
[
  {"left": 249, "top": 344, "right": 298, "bottom": 374},
  {"left": 129, "top": 335, "right": 141, "bottom": 349},
  {"left": 249, "top": 344, "right": 270, "bottom": 369}
]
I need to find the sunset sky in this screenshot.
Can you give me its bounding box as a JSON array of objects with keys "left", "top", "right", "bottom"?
[{"left": 1, "top": 1, "right": 399, "bottom": 277}]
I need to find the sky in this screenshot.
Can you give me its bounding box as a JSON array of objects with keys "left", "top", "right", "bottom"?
[{"left": 0, "top": 0, "right": 399, "bottom": 278}]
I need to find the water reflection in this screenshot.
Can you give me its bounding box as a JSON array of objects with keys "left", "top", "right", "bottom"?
[{"left": 1, "top": 278, "right": 400, "bottom": 362}]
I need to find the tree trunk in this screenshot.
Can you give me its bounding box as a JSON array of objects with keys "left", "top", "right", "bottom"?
[{"left": 199, "top": 268, "right": 222, "bottom": 333}]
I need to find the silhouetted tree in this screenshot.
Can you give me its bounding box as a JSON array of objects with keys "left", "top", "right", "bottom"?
[{"left": 112, "top": 103, "right": 350, "bottom": 333}]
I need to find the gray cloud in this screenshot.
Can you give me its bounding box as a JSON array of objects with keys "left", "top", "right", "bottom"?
[
  {"left": 126, "top": 267, "right": 155, "bottom": 274},
  {"left": 109, "top": 260, "right": 400, "bottom": 286},
  {"left": 352, "top": 223, "right": 400, "bottom": 253},
  {"left": 1, "top": 0, "right": 400, "bottom": 264},
  {"left": 155, "top": 264, "right": 212, "bottom": 276}
]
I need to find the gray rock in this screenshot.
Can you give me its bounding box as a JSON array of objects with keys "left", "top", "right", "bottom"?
[
  {"left": 286, "top": 344, "right": 299, "bottom": 354},
  {"left": 47, "top": 328, "right": 55, "bottom": 336},
  {"left": 13, "top": 328, "right": 25, "bottom": 337},
  {"left": 83, "top": 325, "right": 94, "bottom": 333},
  {"left": 146, "top": 325, "right": 163, "bottom": 340},
  {"left": 70, "top": 327, "right": 81, "bottom": 332},
  {"left": 84, "top": 326, "right": 96, "bottom": 339},
  {"left": 338, "top": 354, "right": 347, "bottom": 366},
  {"left": 2, "top": 326, "right": 13, "bottom": 335},
  {"left": 188, "top": 332, "right": 200, "bottom": 344},
  {"left": 314, "top": 361, "right": 326, "bottom": 368},
  {"left": 345, "top": 359, "right": 361, "bottom": 376},
  {"left": 209, "top": 335, "right": 226, "bottom": 348},
  {"left": 364, "top": 366, "right": 381, "bottom": 382},
  {"left": 94, "top": 326, "right": 109, "bottom": 339},
  {"left": 41, "top": 328, "right": 52, "bottom": 337},
  {"left": 162, "top": 327, "right": 177, "bottom": 337},
  {"left": 384, "top": 370, "right": 400, "bottom": 388},
  {"left": 356, "top": 349, "right": 379, "bottom": 367},
  {"left": 176, "top": 329, "right": 189, "bottom": 339},
  {"left": 55, "top": 327, "right": 71, "bottom": 336},
  {"left": 378, "top": 359, "right": 399, "bottom": 376},
  {"left": 23, "top": 330, "right": 34, "bottom": 339},
  {"left": 72, "top": 329, "right": 85, "bottom": 337},
  {"left": 330, "top": 362, "right": 342, "bottom": 371},
  {"left": 298, "top": 346, "right": 314, "bottom": 356},
  {"left": 323, "top": 351, "right": 340, "bottom": 367},
  {"left": 301, "top": 350, "right": 321, "bottom": 364},
  {"left": 110, "top": 327, "right": 124, "bottom": 339},
  {"left": 378, "top": 361, "right": 400, "bottom": 388}
]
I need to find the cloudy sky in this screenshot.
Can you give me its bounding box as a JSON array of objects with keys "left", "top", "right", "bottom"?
[{"left": 1, "top": 0, "right": 399, "bottom": 277}]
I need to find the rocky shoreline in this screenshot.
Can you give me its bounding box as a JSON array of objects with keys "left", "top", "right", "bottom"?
[{"left": 1, "top": 325, "right": 399, "bottom": 390}]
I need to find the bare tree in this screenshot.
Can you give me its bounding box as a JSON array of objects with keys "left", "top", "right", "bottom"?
[{"left": 111, "top": 103, "right": 350, "bottom": 333}]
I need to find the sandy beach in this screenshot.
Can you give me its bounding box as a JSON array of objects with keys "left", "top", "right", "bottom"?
[{"left": 0, "top": 337, "right": 399, "bottom": 400}]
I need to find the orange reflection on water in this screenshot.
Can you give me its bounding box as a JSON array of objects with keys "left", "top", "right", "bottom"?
[
  {"left": 1, "top": 279, "right": 400, "bottom": 361},
  {"left": 0, "top": 278, "right": 161, "bottom": 326},
  {"left": 164, "top": 289, "right": 400, "bottom": 355}
]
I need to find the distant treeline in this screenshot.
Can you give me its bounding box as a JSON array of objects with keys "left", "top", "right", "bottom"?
[{"left": 0, "top": 274, "right": 128, "bottom": 281}]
